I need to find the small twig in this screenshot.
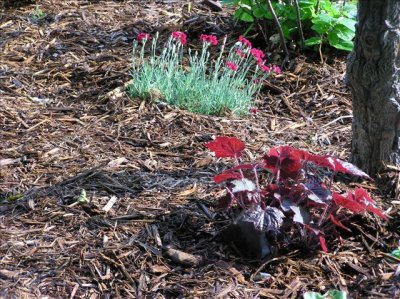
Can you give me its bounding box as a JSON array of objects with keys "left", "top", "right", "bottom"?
[
  {"left": 266, "top": 0, "right": 289, "bottom": 65},
  {"left": 321, "top": 115, "right": 353, "bottom": 128},
  {"left": 316, "top": 0, "right": 321, "bottom": 13},
  {"left": 293, "top": 0, "right": 305, "bottom": 50}
]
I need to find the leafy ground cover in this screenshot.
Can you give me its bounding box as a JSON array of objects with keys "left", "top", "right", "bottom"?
[{"left": 1, "top": 1, "right": 399, "bottom": 298}]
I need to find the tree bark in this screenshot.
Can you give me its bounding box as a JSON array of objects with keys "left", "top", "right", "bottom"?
[{"left": 347, "top": 0, "right": 400, "bottom": 175}]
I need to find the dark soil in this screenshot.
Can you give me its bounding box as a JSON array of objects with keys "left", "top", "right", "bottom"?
[{"left": 1, "top": 1, "right": 399, "bottom": 298}]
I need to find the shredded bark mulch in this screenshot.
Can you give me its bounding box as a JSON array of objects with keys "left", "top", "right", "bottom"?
[{"left": 1, "top": 1, "right": 399, "bottom": 298}]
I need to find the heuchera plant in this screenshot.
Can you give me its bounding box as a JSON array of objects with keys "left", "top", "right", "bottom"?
[{"left": 205, "top": 136, "right": 387, "bottom": 252}]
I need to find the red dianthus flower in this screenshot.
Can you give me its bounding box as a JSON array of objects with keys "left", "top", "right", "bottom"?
[
  {"left": 200, "top": 34, "right": 218, "bottom": 46},
  {"left": 226, "top": 61, "right": 238, "bottom": 71},
  {"left": 172, "top": 31, "right": 187, "bottom": 45},
  {"left": 137, "top": 33, "right": 151, "bottom": 42},
  {"left": 272, "top": 65, "right": 282, "bottom": 74},
  {"left": 239, "top": 35, "right": 252, "bottom": 48}
]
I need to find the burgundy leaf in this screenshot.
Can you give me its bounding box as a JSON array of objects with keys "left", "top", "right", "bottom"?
[
  {"left": 333, "top": 192, "right": 365, "bottom": 213},
  {"left": 329, "top": 214, "right": 351, "bottom": 232},
  {"left": 243, "top": 206, "right": 284, "bottom": 233},
  {"left": 332, "top": 159, "right": 372, "bottom": 180},
  {"left": 353, "top": 188, "right": 387, "bottom": 220},
  {"left": 205, "top": 136, "right": 245, "bottom": 158},
  {"left": 303, "top": 181, "right": 332, "bottom": 204},
  {"left": 262, "top": 207, "right": 285, "bottom": 233},
  {"left": 305, "top": 154, "right": 336, "bottom": 170},
  {"left": 218, "top": 194, "right": 234, "bottom": 209},
  {"left": 263, "top": 146, "right": 303, "bottom": 179},
  {"left": 213, "top": 171, "right": 241, "bottom": 184},
  {"left": 319, "top": 235, "right": 328, "bottom": 253}
]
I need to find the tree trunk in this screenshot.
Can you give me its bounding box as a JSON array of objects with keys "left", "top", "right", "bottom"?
[{"left": 347, "top": 0, "right": 400, "bottom": 175}]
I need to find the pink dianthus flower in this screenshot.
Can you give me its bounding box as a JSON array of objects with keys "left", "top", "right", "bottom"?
[
  {"left": 235, "top": 49, "right": 246, "bottom": 58},
  {"left": 200, "top": 34, "right": 218, "bottom": 46},
  {"left": 172, "top": 31, "right": 187, "bottom": 45},
  {"left": 239, "top": 35, "right": 252, "bottom": 48},
  {"left": 250, "top": 48, "right": 265, "bottom": 60},
  {"left": 137, "top": 33, "right": 151, "bottom": 42},
  {"left": 272, "top": 65, "right": 282, "bottom": 74},
  {"left": 226, "top": 61, "right": 238, "bottom": 71}
]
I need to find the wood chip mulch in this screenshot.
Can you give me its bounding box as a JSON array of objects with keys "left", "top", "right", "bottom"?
[{"left": 1, "top": 1, "right": 399, "bottom": 298}]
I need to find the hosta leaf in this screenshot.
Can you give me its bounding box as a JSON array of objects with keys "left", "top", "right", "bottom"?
[{"left": 205, "top": 136, "right": 245, "bottom": 158}]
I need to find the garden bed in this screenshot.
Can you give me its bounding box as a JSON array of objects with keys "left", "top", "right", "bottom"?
[{"left": 0, "top": 1, "right": 399, "bottom": 298}]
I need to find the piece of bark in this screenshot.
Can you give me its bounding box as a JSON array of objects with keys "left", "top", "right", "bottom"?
[
  {"left": 203, "top": 0, "right": 222, "bottom": 12},
  {"left": 162, "top": 246, "right": 202, "bottom": 267}
]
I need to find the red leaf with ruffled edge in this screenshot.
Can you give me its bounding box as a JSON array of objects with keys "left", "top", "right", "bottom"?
[
  {"left": 305, "top": 154, "right": 336, "bottom": 170},
  {"left": 353, "top": 188, "right": 387, "bottom": 220},
  {"left": 213, "top": 163, "right": 259, "bottom": 184},
  {"left": 332, "top": 159, "right": 372, "bottom": 180},
  {"left": 263, "top": 146, "right": 304, "bottom": 179},
  {"left": 305, "top": 154, "right": 372, "bottom": 180},
  {"left": 205, "top": 136, "right": 245, "bottom": 158},
  {"left": 213, "top": 172, "right": 241, "bottom": 184},
  {"left": 329, "top": 214, "right": 351, "bottom": 232},
  {"left": 333, "top": 192, "right": 365, "bottom": 213},
  {"left": 319, "top": 235, "right": 328, "bottom": 253}
]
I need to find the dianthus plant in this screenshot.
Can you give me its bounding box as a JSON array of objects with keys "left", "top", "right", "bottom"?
[
  {"left": 129, "top": 32, "right": 280, "bottom": 116},
  {"left": 205, "top": 137, "right": 387, "bottom": 252}
]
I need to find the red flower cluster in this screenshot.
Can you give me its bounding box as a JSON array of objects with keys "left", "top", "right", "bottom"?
[
  {"left": 171, "top": 31, "right": 187, "bottom": 45},
  {"left": 260, "top": 64, "right": 270, "bottom": 73},
  {"left": 235, "top": 49, "right": 246, "bottom": 58},
  {"left": 272, "top": 65, "right": 282, "bottom": 74},
  {"left": 239, "top": 35, "right": 252, "bottom": 48},
  {"left": 200, "top": 34, "right": 218, "bottom": 46},
  {"left": 250, "top": 48, "right": 265, "bottom": 60},
  {"left": 137, "top": 33, "right": 151, "bottom": 42},
  {"left": 226, "top": 61, "right": 238, "bottom": 71}
]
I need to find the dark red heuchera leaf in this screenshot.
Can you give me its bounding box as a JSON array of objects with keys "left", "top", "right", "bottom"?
[
  {"left": 303, "top": 181, "right": 332, "bottom": 204},
  {"left": 213, "top": 171, "right": 241, "bottom": 184},
  {"left": 218, "top": 194, "right": 234, "bottom": 209},
  {"left": 214, "top": 164, "right": 260, "bottom": 184},
  {"left": 205, "top": 136, "right": 245, "bottom": 158},
  {"left": 305, "top": 154, "right": 371, "bottom": 180},
  {"left": 319, "top": 235, "right": 328, "bottom": 253},
  {"left": 263, "top": 146, "right": 304, "bottom": 179},
  {"left": 332, "top": 159, "right": 371, "bottom": 180},
  {"left": 329, "top": 214, "right": 351, "bottom": 232},
  {"left": 352, "top": 188, "right": 387, "bottom": 220},
  {"left": 333, "top": 191, "right": 365, "bottom": 213}
]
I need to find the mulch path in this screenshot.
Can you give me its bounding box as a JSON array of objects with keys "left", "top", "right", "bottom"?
[{"left": 1, "top": 1, "right": 399, "bottom": 298}]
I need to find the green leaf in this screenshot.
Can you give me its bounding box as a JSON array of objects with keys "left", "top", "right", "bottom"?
[
  {"left": 336, "top": 17, "right": 356, "bottom": 31},
  {"left": 311, "top": 14, "right": 335, "bottom": 34},
  {"left": 253, "top": 6, "right": 267, "bottom": 19},
  {"left": 319, "top": 0, "right": 340, "bottom": 17},
  {"left": 220, "top": 0, "right": 240, "bottom": 5},
  {"left": 234, "top": 8, "right": 254, "bottom": 23},
  {"left": 327, "top": 30, "right": 353, "bottom": 51},
  {"left": 304, "top": 36, "right": 322, "bottom": 46},
  {"left": 304, "top": 290, "right": 347, "bottom": 299},
  {"left": 281, "top": 19, "right": 297, "bottom": 40},
  {"left": 390, "top": 248, "right": 400, "bottom": 260}
]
